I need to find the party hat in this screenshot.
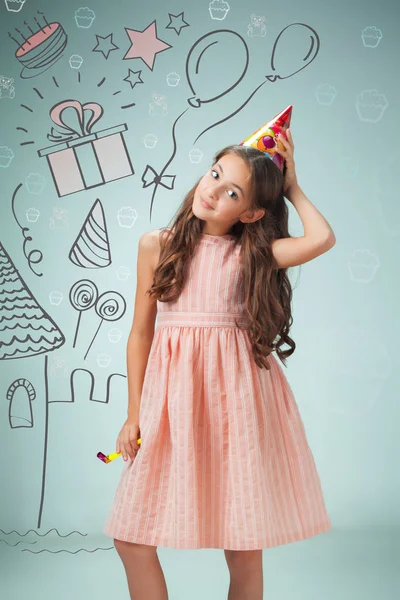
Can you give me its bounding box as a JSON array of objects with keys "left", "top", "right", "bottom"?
[{"left": 239, "top": 105, "right": 292, "bottom": 171}]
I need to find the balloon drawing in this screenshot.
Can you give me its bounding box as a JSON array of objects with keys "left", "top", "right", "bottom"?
[
  {"left": 266, "top": 23, "right": 320, "bottom": 82},
  {"left": 186, "top": 29, "right": 249, "bottom": 108},
  {"left": 143, "top": 29, "right": 250, "bottom": 221},
  {"left": 193, "top": 22, "right": 320, "bottom": 144}
]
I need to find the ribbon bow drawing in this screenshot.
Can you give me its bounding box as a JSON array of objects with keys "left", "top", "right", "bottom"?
[
  {"left": 47, "top": 100, "right": 104, "bottom": 143},
  {"left": 141, "top": 165, "right": 176, "bottom": 190}
]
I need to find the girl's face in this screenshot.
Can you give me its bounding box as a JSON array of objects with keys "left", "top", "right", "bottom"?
[{"left": 193, "top": 153, "right": 255, "bottom": 235}]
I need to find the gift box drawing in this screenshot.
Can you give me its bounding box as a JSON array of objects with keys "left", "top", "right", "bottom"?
[{"left": 38, "top": 100, "right": 135, "bottom": 197}]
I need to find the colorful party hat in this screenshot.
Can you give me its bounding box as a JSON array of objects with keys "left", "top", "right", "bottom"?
[{"left": 239, "top": 105, "right": 292, "bottom": 172}]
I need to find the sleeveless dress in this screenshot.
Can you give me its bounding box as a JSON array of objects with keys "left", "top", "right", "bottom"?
[{"left": 103, "top": 232, "right": 332, "bottom": 550}]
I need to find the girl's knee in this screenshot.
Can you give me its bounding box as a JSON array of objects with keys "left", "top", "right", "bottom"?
[
  {"left": 224, "top": 549, "right": 262, "bottom": 571},
  {"left": 114, "top": 538, "right": 157, "bottom": 559}
]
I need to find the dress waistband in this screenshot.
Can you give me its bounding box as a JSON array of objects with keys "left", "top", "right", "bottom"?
[{"left": 156, "top": 311, "right": 251, "bottom": 328}]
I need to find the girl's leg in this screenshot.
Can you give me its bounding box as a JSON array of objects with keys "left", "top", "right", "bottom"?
[
  {"left": 224, "top": 549, "right": 263, "bottom": 600},
  {"left": 114, "top": 539, "right": 169, "bottom": 600}
]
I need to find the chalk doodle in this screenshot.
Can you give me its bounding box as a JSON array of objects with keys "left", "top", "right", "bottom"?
[
  {"left": 11, "top": 183, "right": 44, "bottom": 277},
  {"left": 0, "top": 242, "right": 65, "bottom": 360},
  {"left": 6, "top": 378, "right": 36, "bottom": 428},
  {"left": 142, "top": 29, "right": 248, "bottom": 221},
  {"left": 0, "top": 75, "right": 16, "bottom": 99},
  {"left": 165, "top": 12, "right": 190, "bottom": 36},
  {"left": 193, "top": 23, "right": 320, "bottom": 144},
  {"left": 69, "top": 279, "right": 99, "bottom": 348},
  {"left": 84, "top": 291, "right": 126, "bottom": 360},
  {"left": 124, "top": 20, "right": 172, "bottom": 70},
  {"left": 69, "top": 199, "right": 111, "bottom": 269},
  {"left": 123, "top": 69, "right": 144, "bottom": 89},
  {"left": 0, "top": 528, "right": 113, "bottom": 554},
  {"left": 92, "top": 33, "right": 119, "bottom": 59},
  {"left": 8, "top": 11, "right": 68, "bottom": 79},
  {"left": 38, "top": 100, "right": 134, "bottom": 197}
]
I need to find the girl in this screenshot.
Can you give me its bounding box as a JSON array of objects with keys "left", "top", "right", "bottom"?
[{"left": 104, "top": 129, "right": 334, "bottom": 600}]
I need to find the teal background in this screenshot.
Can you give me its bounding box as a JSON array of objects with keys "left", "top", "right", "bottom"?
[{"left": 1, "top": 0, "right": 399, "bottom": 598}]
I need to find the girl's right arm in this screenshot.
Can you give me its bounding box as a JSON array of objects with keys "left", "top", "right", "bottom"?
[{"left": 117, "top": 231, "right": 160, "bottom": 459}]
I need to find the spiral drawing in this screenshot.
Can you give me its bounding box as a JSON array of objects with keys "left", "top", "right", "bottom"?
[
  {"left": 69, "top": 279, "right": 99, "bottom": 348},
  {"left": 95, "top": 291, "right": 126, "bottom": 322},
  {"left": 84, "top": 291, "right": 127, "bottom": 360}
]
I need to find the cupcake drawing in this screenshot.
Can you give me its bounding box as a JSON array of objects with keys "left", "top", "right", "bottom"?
[
  {"left": 26, "top": 207, "right": 41, "bottom": 223},
  {"left": 315, "top": 83, "right": 337, "bottom": 106},
  {"left": 361, "top": 26, "right": 383, "bottom": 48},
  {"left": 75, "top": 7, "right": 96, "bottom": 28},
  {"left": 116, "top": 266, "right": 131, "bottom": 281},
  {"left": 356, "top": 89, "right": 388, "bottom": 123},
  {"left": 25, "top": 172, "right": 46, "bottom": 194},
  {"left": 117, "top": 206, "right": 137, "bottom": 228},
  {"left": 0, "top": 146, "right": 14, "bottom": 168},
  {"left": 69, "top": 54, "right": 84, "bottom": 69},
  {"left": 143, "top": 134, "right": 158, "bottom": 149},
  {"left": 209, "top": 0, "right": 230, "bottom": 20},
  {"left": 4, "top": 0, "right": 26, "bottom": 12},
  {"left": 97, "top": 353, "right": 111, "bottom": 368},
  {"left": 189, "top": 148, "right": 203, "bottom": 164},
  {"left": 167, "top": 72, "right": 180, "bottom": 87},
  {"left": 108, "top": 328, "right": 122, "bottom": 343}
]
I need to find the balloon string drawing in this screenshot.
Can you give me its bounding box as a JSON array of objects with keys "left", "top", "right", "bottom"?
[
  {"left": 143, "top": 28, "right": 249, "bottom": 221},
  {"left": 143, "top": 24, "right": 319, "bottom": 221},
  {"left": 11, "top": 183, "right": 44, "bottom": 277},
  {"left": 193, "top": 23, "right": 320, "bottom": 144}
]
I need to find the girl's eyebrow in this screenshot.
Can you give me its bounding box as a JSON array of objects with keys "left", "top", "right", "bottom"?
[{"left": 215, "top": 163, "right": 244, "bottom": 196}]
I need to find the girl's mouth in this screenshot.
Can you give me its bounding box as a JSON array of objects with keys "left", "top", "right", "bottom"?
[{"left": 201, "top": 197, "right": 214, "bottom": 210}]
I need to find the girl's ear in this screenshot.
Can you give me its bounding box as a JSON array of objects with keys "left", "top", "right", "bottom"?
[{"left": 241, "top": 208, "right": 265, "bottom": 224}]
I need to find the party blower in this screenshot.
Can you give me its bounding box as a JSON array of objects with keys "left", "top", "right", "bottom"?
[
  {"left": 239, "top": 104, "right": 293, "bottom": 172},
  {"left": 97, "top": 438, "right": 141, "bottom": 463}
]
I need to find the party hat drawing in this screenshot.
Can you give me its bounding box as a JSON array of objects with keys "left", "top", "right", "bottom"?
[
  {"left": 69, "top": 199, "right": 111, "bottom": 268},
  {"left": 239, "top": 105, "right": 293, "bottom": 171}
]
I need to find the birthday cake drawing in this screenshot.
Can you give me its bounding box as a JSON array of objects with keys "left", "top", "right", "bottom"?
[{"left": 9, "top": 13, "right": 68, "bottom": 79}]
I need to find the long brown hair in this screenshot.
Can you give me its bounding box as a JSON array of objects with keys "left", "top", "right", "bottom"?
[{"left": 147, "top": 144, "right": 298, "bottom": 370}]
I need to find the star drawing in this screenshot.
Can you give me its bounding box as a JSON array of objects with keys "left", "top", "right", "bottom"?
[
  {"left": 123, "top": 69, "right": 144, "bottom": 89},
  {"left": 166, "top": 12, "right": 190, "bottom": 35},
  {"left": 124, "top": 20, "right": 172, "bottom": 70},
  {"left": 92, "top": 33, "right": 119, "bottom": 59}
]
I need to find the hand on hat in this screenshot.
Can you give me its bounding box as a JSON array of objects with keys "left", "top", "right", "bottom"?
[{"left": 276, "top": 128, "right": 298, "bottom": 197}]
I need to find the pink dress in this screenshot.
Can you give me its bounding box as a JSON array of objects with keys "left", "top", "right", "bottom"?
[{"left": 104, "top": 232, "right": 332, "bottom": 550}]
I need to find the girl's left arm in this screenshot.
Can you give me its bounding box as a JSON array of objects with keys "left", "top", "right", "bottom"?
[
  {"left": 271, "top": 129, "right": 336, "bottom": 269},
  {"left": 285, "top": 183, "right": 336, "bottom": 242},
  {"left": 277, "top": 128, "right": 335, "bottom": 242}
]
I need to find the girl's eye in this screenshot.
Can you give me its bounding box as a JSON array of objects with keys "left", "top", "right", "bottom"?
[{"left": 210, "top": 170, "right": 237, "bottom": 199}]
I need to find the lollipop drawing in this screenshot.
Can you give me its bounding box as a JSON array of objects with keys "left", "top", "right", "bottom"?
[
  {"left": 84, "top": 291, "right": 127, "bottom": 360},
  {"left": 69, "top": 279, "right": 99, "bottom": 348}
]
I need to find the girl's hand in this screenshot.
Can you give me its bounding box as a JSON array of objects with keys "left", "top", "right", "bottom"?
[
  {"left": 116, "top": 418, "right": 141, "bottom": 461},
  {"left": 276, "top": 128, "right": 298, "bottom": 197}
]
